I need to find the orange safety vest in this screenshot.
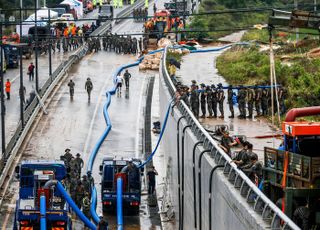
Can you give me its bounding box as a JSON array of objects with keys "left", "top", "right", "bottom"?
[
  {"left": 5, "top": 82, "right": 11, "bottom": 92},
  {"left": 71, "top": 26, "right": 76, "bottom": 36},
  {"left": 63, "top": 28, "right": 69, "bottom": 37}
]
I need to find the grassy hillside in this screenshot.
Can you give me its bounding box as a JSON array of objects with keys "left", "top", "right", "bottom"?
[{"left": 188, "top": 0, "right": 317, "bottom": 40}]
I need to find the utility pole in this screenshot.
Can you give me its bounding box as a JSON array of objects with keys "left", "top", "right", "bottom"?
[
  {"left": 0, "top": 17, "right": 6, "bottom": 159},
  {"left": 35, "top": 0, "right": 39, "bottom": 93},
  {"left": 295, "top": 0, "right": 299, "bottom": 43}
]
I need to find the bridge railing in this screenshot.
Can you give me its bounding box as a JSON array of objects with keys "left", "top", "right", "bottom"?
[{"left": 161, "top": 46, "right": 300, "bottom": 230}]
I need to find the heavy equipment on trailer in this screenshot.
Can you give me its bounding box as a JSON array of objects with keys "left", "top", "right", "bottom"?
[
  {"left": 13, "top": 160, "right": 72, "bottom": 230},
  {"left": 100, "top": 157, "right": 143, "bottom": 215},
  {"left": 263, "top": 106, "right": 320, "bottom": 229}
]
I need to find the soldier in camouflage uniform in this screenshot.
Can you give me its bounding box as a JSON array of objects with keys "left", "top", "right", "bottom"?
[
  {"left": 227, "top": 85, "right": 234, "bottom": 118},
  {"left": 262, "top": 87, "right": 269, "bottom": 116},
  {"left": 200, "top": 84, "right": 207, "bottom": 118},
  {"left": 247, "top": 87, "right": 255, "bottom": 118},
  {"left": 206, "top": 85, "right": 213, "bottom": 118},
  {"left": 211, "top": 84, "right": 218, "bottom": 118},
  {"left": 217, "top": 83, "right": 225, "bottom": 118},
  {"left": 190, "top": 84, "right": 199, "bottom": 118},
  {"left": 238, "top": 86, "right": 246, "bottom": 119},
  {"left": 254, "top": 85, "right": 262, "bottom": 117}
]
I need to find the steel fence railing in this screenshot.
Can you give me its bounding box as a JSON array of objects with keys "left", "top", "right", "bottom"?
[{"left": 160, "top": 46, "right": 300, "bottom": 230}]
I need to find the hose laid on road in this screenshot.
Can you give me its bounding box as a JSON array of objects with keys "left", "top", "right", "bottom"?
[
  {"left": 86, "top": 45, "right": 232, "bottom": 225},
  {"left": 87, "top": 48, "right": 164, "bottom": 225},
  {"left": 117, "top": 177, "right": 124, "bottom": 230},
  {"left": 52, "top": 181, "right": 97, "bottom": 229},
  {"left": 138, "top": 98, "right": 174, "bottom": 169}
]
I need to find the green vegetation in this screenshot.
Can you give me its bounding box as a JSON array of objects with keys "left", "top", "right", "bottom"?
[
  {"left": 188, "top": 0, "right": 318, "bottom": 40},
  {"left": 216, "top": 45, "right": 320, "bottom": 109}
]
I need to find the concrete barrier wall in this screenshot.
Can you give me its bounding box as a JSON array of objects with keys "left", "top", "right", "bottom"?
[
  {"left": 158, "top": 47, "right": 299, "bottom": 230},
  {"left": 159, "top": 72, "right": 268, "bottom": 230}
]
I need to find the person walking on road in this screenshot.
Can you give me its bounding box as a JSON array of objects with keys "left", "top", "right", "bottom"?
[
  {"left": 116, "top": 74, "right": 123, "bottom": 97},
  {"left": 147, "top": 166, "right": 158, "bottom": 195},
  {"left": 85, "top": 78, "right": 93, "bottom": 101},
  {"left": 67, "top": 79, "right": 75, "bottom": 100},
  {"left": 28, "top": 62, "right": 35, "bottom": 81},
  {"left": 211, "top": 84, "right": 218, "bottom": 118},
  {"left": 5, "top": 79, "right": 11, "bottom": 100},
  {"left": 123, "top": 70, "right": 131, "bottom": 89}
]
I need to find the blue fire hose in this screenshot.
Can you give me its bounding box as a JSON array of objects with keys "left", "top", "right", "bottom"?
[
  {"left": 55, "top": 181, "right": 96, "bottom": 230},
  {"left": 86, "top": 48, "right": 164, "bottom": 224},
  {"left": 40, "top": 194, "right": 46, "bottom": 230},
  {"left": 138, "top": 99, "right": 174, "bottom": 169},
  {"left": 117, "top": 177, "right": 123, "bottom": 230},
  {"left": 86, "top": 45, "right": 232, "bottom": 225}
]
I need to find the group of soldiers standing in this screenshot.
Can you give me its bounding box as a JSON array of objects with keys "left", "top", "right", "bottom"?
[
  {"left": 87, "top": 32, "right": 147, "bottom": 55},
  {"left": 60, "top": 148, "right": 94, "bottom": 220},
  {"left": 177, "top": 80, "right": 286, "bottom": 119},
  {"left": 132, "top": 7, "right": 148, "bottom": 21}
]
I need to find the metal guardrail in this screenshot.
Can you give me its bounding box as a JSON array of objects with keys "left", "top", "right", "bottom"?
[
  {"left": 0, "top": 44, "right": 89, "bottom": 189},
  {"left": 160, "top": 46, "right": 300, "bottom": 230}
]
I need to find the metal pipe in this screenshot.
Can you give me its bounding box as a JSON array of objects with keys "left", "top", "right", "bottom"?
[
  {"left": 0, "top": 21, "right": 5, "bottom": 158},
  {"left": 181, "top": 124, "right": 191, "bottom": 230},
  {"left": 197, "top": 149, "right": 211, "bottom": 230},
  {"left": 192, "top": 141, "right": 203, "bottom": 229},
  {"left": 208, "top": 165, "right": 224, "bottom": 230},
  {"left": 40, "top": 194, "right": 46, "bottom": 230},
  {"left": 117, "top": 177, "right": 123, "bottom": 230},
  {"left": 176, "top": 116, "right": 185, "bottom": 230},
  {"left": 19, "top": 46, "right": 24, "bottom": 127},
  {"left": 285, "top": 106, "right": 320, "bottom": 122}
]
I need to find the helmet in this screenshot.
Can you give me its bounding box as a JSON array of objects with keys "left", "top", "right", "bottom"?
[
  {"left": 211, "top": 84, "right": 216, "bottom": 89},
  {"left": 65, "top": 148, "right": 71, "bottom": 152},
  {"left": 76, "top": 153, "right": 80, "bottom": 157}
]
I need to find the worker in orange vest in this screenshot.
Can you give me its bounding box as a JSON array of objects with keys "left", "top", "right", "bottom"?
[
  {"left": 5, "top": 79, "right": 11, "bottom": 100},
  {"left": 63, "top": 27, "right": 69, "bottom": 38},
  {"left": 71, "top": 26, "right": 77, "bottom": 37}
]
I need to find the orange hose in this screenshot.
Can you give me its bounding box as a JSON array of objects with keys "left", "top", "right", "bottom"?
[{"left": 281, "top": 151, "right": 289, "bottom": 213}]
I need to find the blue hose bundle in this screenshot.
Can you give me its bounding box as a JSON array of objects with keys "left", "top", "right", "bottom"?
[
  {"left": 87, "top": 49, "right": 164, "bottom": 224},
  {"left": 86, "top": 45, "right": 232, "bottom": 226},
  {"left": 117, "top": 177, "right": 124, "bottom": 230}
]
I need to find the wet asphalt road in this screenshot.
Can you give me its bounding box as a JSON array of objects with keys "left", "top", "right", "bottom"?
[
  {"left": 0, "top": 7, "right": 162, "bottom": 229},
  {"left": 176, "top": 49, "right": 281, "bottom": 159}
]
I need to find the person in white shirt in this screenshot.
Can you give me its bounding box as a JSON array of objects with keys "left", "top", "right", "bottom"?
[{"left": 116, "top": 74, "right": 123, "bottom": 96}]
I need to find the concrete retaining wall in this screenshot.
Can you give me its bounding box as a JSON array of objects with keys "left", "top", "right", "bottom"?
[
  {"left": 157, "top": 47, "right": 299, "bottom": 230},
  {"left": 159, "top": 72, "right": 268, "bottom": 230}
]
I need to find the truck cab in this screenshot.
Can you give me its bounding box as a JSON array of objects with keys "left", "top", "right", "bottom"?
[
  {"left": 100, "top": 157, "right": 143, "bottom": 215},
  {"left": 98, "top": 5, "right": 114, "bottom": 22},
  {"left": 14, "top": 160, "right": 72, "bottom": 230},
  {"left": 263, "top": 108, "right": 320, "bottom": 228}
]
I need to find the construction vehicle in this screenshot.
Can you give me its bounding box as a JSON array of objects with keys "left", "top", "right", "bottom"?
[
  {"left": 99, "top": 157, "right": 143, "bottom": 215},
  {"left": 263, "top": 106, "right": 320, "bottom": 229},
  {"left": 13, "top": 160, "right": 72, "bottom": 230},
  {"left": 2, "top": 33, "right": 33, "bottom": 60},
  {"left": 144, "top": 10, "right": 174, "bottom": 40}
]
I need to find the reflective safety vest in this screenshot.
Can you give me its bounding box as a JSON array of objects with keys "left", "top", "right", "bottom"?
[
  {"left": 5, "top": 82, "right": 11, "bottom": 93},
  {"left": 93, "top": 0, "right": 97, "bottom": 6}
]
